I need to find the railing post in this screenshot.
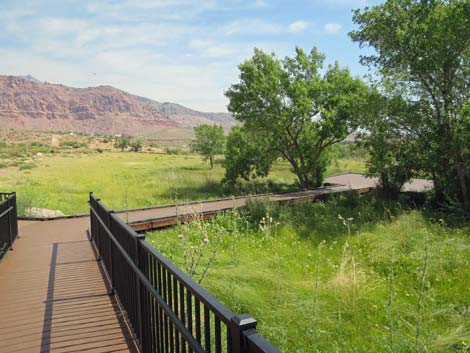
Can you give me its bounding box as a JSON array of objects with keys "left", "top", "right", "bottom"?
[
  {"left": 108, "top": 210, "right": 115, "bottom": 296},
  {"left": 134, "top": 234, "right": 145, "bottom": 348},
  {"left": 230, "top": 314, "right": 258, "bottom": 353},
  {"left": 7, "top": 196, "right": 13, "bottom": 250},
  {"left": 88, "top": 192, "right": 93, "bottom": 242},
  {"left": 95, "top": 197, "right": 102, "bottom": 261}
]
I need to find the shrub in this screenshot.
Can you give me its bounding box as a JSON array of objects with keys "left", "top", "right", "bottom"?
[
  {"left": 245, "top": 196, "right": 279, "bottom": 224},
  {"left": 165, "top": 147, "right": 182, "bottom": 155},
  {"left": 18, "top": 162, "right": 38, "bottom": 170},
  {"left": 60, "top": 140, "right": 87, "bottom": 149},
  {"left": 130, "top": 140, "right": 143, "bottom": 152}
]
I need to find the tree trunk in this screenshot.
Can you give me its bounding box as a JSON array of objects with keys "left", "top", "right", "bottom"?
[
  {"left": 209, "top": 156, "right": 214, "bottom": 169},
  {"left": 454, "top": 145, "right": 470, "bottom": 211}
]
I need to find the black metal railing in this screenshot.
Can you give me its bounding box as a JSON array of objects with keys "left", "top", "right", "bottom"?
[
  {"left": 0, "top": 192, "right": 18, "bottom": 259},
  {"left": 89, "top": 193, "right": 281, "bottom": 353}
]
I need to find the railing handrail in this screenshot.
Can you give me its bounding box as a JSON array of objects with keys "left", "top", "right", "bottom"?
[
  {"left": 89, "top": 193, "right": 282, "bottom": 353},
  {"left": 138, "top": 237, "right": 235, "bottom": 324},
  {"left": 0, "top": 206, "right": 14, "bottom": 219},
  {"left": 0, "top": 192, "right": 18, "bottom": 258},
  {"left": 92, "top": 194, "right": 236, "bottom": 324},
  {"left": 90, "top": 205, "right": 207, "bottom": 353}
]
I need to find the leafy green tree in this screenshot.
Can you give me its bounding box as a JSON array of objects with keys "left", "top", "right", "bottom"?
[
  {"left": 350, "top": 0, "right": 470, "bottom": 209},
  {"left": 114, "top": 137, "right": 129, "bottom": 152},
  {"left": 224, "top": 126, "right": 276, "bottom": 183},
  {"left": 225, "top": 47, "right": 368, "bottom": 188},
  {"left": 129, "top": 140, "right": 143, "bottom": 152},
  {"left": 191, "top": 125, "right": 226, "bottom": 168},
  {"left": 359, "top": 92, "right": 422, "bottom": 199}
]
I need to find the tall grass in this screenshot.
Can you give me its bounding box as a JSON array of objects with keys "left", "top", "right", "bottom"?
[{"left": 147, "top": 194, "right": 470, "bottom": 353}]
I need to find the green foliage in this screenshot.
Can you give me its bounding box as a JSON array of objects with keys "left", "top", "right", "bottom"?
[
  {"left": 350, "top": 0, "right": 470, "bottom": 210},
  {"left": 1, "top": 151, "right": 364, "bottom": 215},
  {"left": 60, "top": 140, "right": 87, "bottom": 149},
  {"left": 225, "top": 46, "right": 369, "bottom": 188},
  {"left": 129, "top": 140, "right": 143, "bottom": 152},
  {"left": 244, "top": 196, "right": 279, "bottom": 224},
  {"left": 358, "top": 93, "right": 421, "bottom": 199},
  {"left": 148, "top": 196, "right": 470, "bottom": 352},
  {"left": 164, "top": 146, "right": 183, "bottom": 155},
  {"left": 190, "top": 124, "right": 226, "bottom": 168},
  {"left": 18, "top": 162, "right": 38, "bottom": 171},
  {"left": 331, "top": 143, "right": 368, "bottom": 160},
  {"left": 114, "top": 136, "right": 130, "bottom": 151},
  {"left": 223, "top": 126, "right": 275, "bottom": 183}
]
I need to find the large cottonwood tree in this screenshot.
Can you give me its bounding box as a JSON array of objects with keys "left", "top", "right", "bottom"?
[
  {"left": 224, "top": 47, "right": 368, "bottom": 188},
  {"left": 350, "top": 0, "right": 470, "bottom": 209}
]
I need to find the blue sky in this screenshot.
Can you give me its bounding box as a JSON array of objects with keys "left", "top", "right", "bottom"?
[{"left": 0, "top": 0, "right": 382, "bottom": 112}]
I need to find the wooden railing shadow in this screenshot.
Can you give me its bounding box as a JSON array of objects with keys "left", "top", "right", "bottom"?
[{"left": 26, "top": 240, "right": 139, "bottom": 353}]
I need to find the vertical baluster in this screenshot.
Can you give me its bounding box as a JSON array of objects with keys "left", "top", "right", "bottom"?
[
  {"left": 187, "top": 290, "right": 193, "bottom": 340},
  {"left": 149, "top": 255, "right": 156, "bottom": 353},
  {"left": 168, "top": 272, "right": 174, "bottom": 353},
  {"left": 180, "top": 283, "right": 186, "bottom": 353},
  {"left": 142, "top": 251, "right": 149, "bottom": 353},
  {"left": 146, "top": 252, "right": 153, "bottom": 353},
  {"left": 163, "top": 268, "right": 169, "bottom": 352},
  {"left": 204, "top": 306, "right": 211, "bottom": 353},
  {"left": 195, "top": 298, "right": 201, "bottom": 344},
  {"left": 215, "top": 317, "right": 222, "bottom": 353},
  {"left": 173, "top": 275, "right": 180, "bottom": 353},
  {"left": 158, "top": 263, "right": 165, "bottom": 353},
  {"left": 151, "top": 256, "right": 158, "bottom": 353}
]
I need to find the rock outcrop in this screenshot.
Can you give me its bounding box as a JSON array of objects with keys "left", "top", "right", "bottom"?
[{"left": 0, "top": 75, "right": 236, "bottom": 135}]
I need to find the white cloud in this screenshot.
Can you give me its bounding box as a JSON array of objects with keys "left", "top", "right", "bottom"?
[
  {"left": 224, "top": 19, "right": 310, "bottom": 36},
  {"left": 288, "top": 21, "right": 309, "bottom": 34},
  {"left": 254, "top": 0, "right": 269, "bottom": 8},
  {"left": 311, "top": 0, "right": 367, "bottom": 7},
  {"left": 38, "top": 17, "right": 88, "bottom": 35},
  {"left": 189, "top": 39, "right": 238, "bottom": 58},
  {"left": 323, "top": 23, "right": 342, "bottom": 34},
  {"left": 86, "top": 0, "right": 217, "bottom": 21},
  {"left": 223, "top": 19, "right": 282, "bottom": 35}
]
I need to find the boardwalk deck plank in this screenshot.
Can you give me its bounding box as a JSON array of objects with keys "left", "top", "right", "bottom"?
[{"left": 0, "top": 218, "right": 139, "bottom": 353}]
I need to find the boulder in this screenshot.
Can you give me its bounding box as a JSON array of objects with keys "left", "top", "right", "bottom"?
[{"left": 28, "top": 207, "right": 65, "bottom": 218}]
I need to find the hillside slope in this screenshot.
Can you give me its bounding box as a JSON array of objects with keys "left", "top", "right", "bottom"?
[{"left": 0, "top": 75, "right": 235, "bottom": 135}]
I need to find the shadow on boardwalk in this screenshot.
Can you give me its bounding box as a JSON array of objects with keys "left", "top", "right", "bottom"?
[{"left": 0, "top": 219, "right": 139, "bottom": 353}]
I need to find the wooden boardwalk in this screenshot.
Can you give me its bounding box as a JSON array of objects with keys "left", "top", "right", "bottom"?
[
  {"left": 0, "top": 174, "right": 432, "bottom": 352},
  {"left": 0, "top": 218, "right": 139, "bottom": 353},
  {"left": 120, "top": 174, "right": 433, "bottom": 231}
]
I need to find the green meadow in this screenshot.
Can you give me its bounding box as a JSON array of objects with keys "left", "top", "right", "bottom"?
[
  {"left": 1, "top": 135, "right": 468, "bottom": 353},
  {"left": 147, "top": 195, "right": 470, "bottom": 353},
  {"left": 0, "top": 151, "right": 365, "bottom": 215}
]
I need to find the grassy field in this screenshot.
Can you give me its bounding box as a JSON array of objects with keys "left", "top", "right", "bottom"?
[
  {"left": 0, "top": 151, "right": 365, "bottom": 215},
  {"left": 1, "top": 131, "right": 468, "bottom": 352},
  {"left": 147, "top": 195, "right": 470, "bottom": 353}
]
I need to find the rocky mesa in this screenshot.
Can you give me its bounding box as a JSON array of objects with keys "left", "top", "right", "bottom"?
[{"left": 0, "top": 75, "right": 236, "bottom": 135}]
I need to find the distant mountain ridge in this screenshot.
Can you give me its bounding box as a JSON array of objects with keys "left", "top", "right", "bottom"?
[
  {"left": 0, "top": 75, "right": 236, "bottom": 135},
  {"left": 20, "top": 74, "right": 43, "bottom": 84},
  {"left": 132, "top": 95, "right": 236, "bottom": 130}
]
